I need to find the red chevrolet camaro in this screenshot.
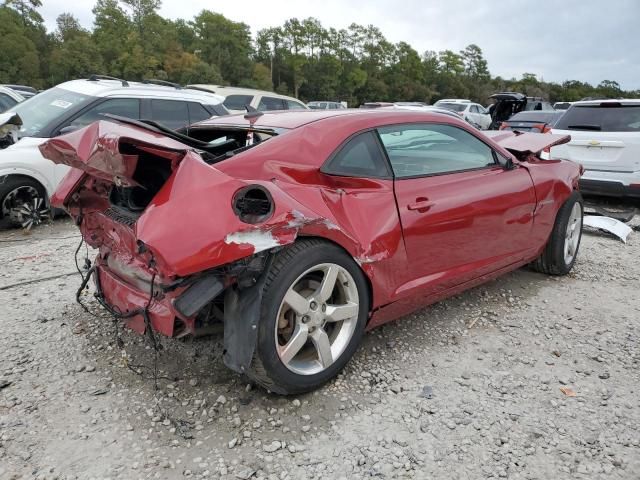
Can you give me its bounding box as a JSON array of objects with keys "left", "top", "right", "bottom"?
[{"left": 41, "top": 109, "right": 583, "bottom": 394}]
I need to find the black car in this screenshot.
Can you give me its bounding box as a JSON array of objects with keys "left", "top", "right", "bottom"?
[
  {"left": 488, "top": 92, "right": 554, "bottom": 129},
  {"left": 498, "top": 110, "right": 565, "bottom": 133}
]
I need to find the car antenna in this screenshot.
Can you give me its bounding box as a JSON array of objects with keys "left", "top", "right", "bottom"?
[{"left": 244, "top": 105, "right": 263, "bottom": 121}]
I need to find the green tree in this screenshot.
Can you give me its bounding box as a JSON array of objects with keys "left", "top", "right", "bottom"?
[
  {"left": 192, "top": 10, "right": 253, "bottom": 85},
  {"left": 55, "top": 13, "right": 84, "bottom": 41},
  {"left": 0, "top": 5, "right": 41, "bottom": 85},
  {"left": 49, "top": 19, "right": 104, "bottom": 85},
  {"left": 597, "top": 80, "right": 621, "bottom": 98},
  {"left": 92, "top": 0, "right": 133, "bottom": 74},
  {"left": 119, "top": 0, "right": 160, "bottom": 42},
  {"left": 3, "top": 0, "right": 42, "bottom": 25},
  {"left": 460, "top": 44, "right": 489, "bottom": 80}
]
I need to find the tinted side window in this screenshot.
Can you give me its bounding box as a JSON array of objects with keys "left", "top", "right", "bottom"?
[
  {"left": 0, "top": 93, "right": 17, "bottom": 112},
  {"left": 323, "top": 131, "right": 390, "bottom": 178},
  {"left": 258, "top": 96, "right": 286, "bottom": 111},
  {"left": 223, "top": 94, "right": 254, "bottom": 110},
  {"left": 69, "top": 98, "right": 140, "bottom": 129},
  {"left": 150, "top": 99, "right": 190, "bottom": 130},
  {"left": 188, "top": 102, "right": 212, "bottom": 124},
  {"left": 378, "top": 124, "right": 496, "bottom": 178},
  {"left": 286, "top": 99, "right": 306, "bottom": 110}
]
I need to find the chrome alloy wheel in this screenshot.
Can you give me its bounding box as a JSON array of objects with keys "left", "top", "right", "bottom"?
[
  {"left": 564, "top": 202, "right": 582, "bottom": 264},
  {"left": 1, "top": 186, "right": 50, "bottom": 230},
  {"left": 275, "top": 263, "right": 360, "bottom": 376}
]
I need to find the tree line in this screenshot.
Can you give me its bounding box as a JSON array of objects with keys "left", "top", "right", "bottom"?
[{"left": 1, "top": 0, "right": 637, "bottom": 106}]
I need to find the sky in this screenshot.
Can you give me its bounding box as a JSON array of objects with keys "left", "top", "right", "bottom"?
[{"left": 39, "top": 0, "right": 640, "bottom": 90}]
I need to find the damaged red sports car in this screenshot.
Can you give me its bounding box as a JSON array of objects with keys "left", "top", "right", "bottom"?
[{"left": 41, "top": 109, "right": 583, "bottom": 394}]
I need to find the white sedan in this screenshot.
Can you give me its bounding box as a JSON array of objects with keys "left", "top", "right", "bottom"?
[{"left": 436, "top": 101, "right": 492, "bottom": 130}]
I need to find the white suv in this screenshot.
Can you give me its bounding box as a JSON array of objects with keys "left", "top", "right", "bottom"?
[
  {"left": 550, "top": 99, "right": 640, "bottom": 198},
  {"left": 188, "top": 85, "right": 308, "bottom": 114},
  {"left": 0, "top": 76, "right": 226, "bottom": 228}
]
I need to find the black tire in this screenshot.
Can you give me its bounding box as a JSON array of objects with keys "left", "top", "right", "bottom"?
[
  {"left": 0, "top": 175, "right": 49, "bottom": 228},
  {"left": 247, "top": 239, "right": 369, "bottom": 395},
  {"left": 530, "top": 191, "right": 583, "bottom": 275}
]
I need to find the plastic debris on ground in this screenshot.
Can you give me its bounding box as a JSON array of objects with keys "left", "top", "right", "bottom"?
[{"left": 583, "top": 216, "right": 633, "bottom": 243}]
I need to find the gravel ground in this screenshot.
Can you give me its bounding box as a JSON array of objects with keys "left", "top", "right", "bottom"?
[{"left": 0, "top": 208, "right": 639, "bottom": 480}]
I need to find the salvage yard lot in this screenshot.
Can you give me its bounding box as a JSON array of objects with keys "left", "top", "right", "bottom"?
[{"left": 1, "top": 216, "right": 639, "bottom": 479}]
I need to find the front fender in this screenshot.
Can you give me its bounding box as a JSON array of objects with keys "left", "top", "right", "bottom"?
[{"left": 0, "top": 166, "right": 54, "bottom": 198}]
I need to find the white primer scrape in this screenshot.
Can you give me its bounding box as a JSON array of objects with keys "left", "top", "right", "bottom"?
[{"left": 225, "top": 229, "right": 282, "bottom": 252}]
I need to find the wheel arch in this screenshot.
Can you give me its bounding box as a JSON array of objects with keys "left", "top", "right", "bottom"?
[
  {"left": 0, "top": 173, "right": 50, "bottom": 220},
  {"left": 0, "top": 169, "right": 52, "bottom": 199}
]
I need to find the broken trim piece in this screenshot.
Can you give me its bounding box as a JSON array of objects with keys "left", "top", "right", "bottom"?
[{"left": 583, "top": 216, "right": 633, "bottom": 243}]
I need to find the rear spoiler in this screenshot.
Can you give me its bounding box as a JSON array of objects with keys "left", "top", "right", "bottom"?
[{"left": 483, "top": 131, "right": 570, "bottom": 158}]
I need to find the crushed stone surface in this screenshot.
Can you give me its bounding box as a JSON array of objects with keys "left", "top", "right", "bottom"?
[{"left": 0, "top": 212, "right": 638, "bottom": 479}]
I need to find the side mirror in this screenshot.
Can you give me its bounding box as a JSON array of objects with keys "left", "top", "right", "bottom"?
[
  {"left": 58, "top": 125, "right": 79, "bottom": 135},
  {"left": 496, "top": 152, "right": 515, "bottom": 170}
]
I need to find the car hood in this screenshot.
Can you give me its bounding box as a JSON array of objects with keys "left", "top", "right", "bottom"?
[{"left": 484, "top": 131, "right": 571, "bottom": 157}]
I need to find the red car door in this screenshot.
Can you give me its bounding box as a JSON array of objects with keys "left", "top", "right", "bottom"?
[{"left": 377, "top": 123, "right": 537, "bottom": 299}]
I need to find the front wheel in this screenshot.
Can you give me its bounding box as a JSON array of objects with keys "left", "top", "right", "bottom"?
[
  {"left": 0, "top": 176, "right": 50, "bottom": 229},
  {"left": 247, "top": 239, "right": 369, "bottom": 394},
  {"left": 530, "top": 191, "right": 583, "bottom": 275}
]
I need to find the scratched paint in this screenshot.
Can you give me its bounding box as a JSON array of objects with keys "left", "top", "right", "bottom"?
[{"left": 224, "top": 229, "right": 282, "bottom": 253}]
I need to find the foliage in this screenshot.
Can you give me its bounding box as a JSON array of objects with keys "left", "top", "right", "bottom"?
[{"left": 0, "top": 2, "right": 638, "bottom": 105}]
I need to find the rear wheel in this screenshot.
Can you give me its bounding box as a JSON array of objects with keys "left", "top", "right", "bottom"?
[
  {"left": 0, "top": 176, "right": 50, "bottom": 230},
  {"left": 247, "top": 239, "right": 369, "bottom": 394},
  {"left": 531, "top": 191, "right": 583, "bottom": 275}
]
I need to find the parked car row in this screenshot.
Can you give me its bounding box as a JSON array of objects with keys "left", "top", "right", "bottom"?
[{"left": 1, "top": 72, "right": 636, "bottom": 234}]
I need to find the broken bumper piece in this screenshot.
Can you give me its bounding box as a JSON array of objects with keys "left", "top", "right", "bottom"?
[{"left": 93, "top": 255, "right": 215, "bottom": 337}]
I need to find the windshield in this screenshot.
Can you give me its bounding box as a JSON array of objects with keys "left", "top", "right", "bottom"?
[
  {"left": 554, "top": 105, "right": 640, "bottom": 132},
  {"left": 439, "top": 103, "right": 467, "bottom": 112},
  {"left": 10, "top": 87, "right": 91, "bottom": 137}
]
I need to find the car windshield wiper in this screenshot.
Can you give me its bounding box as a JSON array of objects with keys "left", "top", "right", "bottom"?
[{"left": 567, "top": 124, "right": 602, "bottom": 131}]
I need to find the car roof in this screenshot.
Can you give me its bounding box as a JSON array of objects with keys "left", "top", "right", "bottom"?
[
  {"left": 194, "top": 108, "right": 463, "bottom": 130},
  {"left": 0, "top": 86, "right": 24, "bottom": 101},
  {"left": 571, "top": 98, "right": 640, "bottom": 106},
  {"left": 187, "top": 84, "right": 301, "bottom": 102},
  {"left": 52, "top": 79, "right": 225, "bottom": 104},
  {"left": 2, "top": 84, "right": 37, "bottom": 93},
  {"left": 436, "top": 98, "right": 471, "bottom": 103}
]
